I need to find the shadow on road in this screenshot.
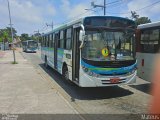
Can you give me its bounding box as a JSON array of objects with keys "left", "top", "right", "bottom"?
[
  {"left": 39, "top": 64, "right": 134, "bottom": 100},
  {"left": 129, "top": 83, "right": 151, "bottom": 95}
]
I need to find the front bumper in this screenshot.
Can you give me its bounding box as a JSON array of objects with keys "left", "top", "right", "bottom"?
[{"left": 79, "top": 69, "right": 137, "bottom": 87}]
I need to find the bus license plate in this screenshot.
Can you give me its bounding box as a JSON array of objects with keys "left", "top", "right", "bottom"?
[{"left": 110, "top": 78, "right": 120, "bottom": 83}]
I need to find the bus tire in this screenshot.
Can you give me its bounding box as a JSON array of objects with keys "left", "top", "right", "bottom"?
[
  {"left": 45, "top": 57, "right": 48, "bottom": 68},
  {"left": 62, "top": 65, "right": 75, "bottom": 85},
  {"left": 62, "top": 66, "right": 69, "bottom": 81}
]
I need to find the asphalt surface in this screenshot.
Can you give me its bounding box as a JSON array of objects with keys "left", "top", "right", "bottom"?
[{"left": 21, "top": 51, "right": 152, "bottom": 120}]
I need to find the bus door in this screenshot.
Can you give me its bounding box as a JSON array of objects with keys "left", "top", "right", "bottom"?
[
  {"left": 54, "top": 32, "right": 59, "bottom": 70},
  {"left": 72, "top": 27, "right": 80, "bottom": 82}
]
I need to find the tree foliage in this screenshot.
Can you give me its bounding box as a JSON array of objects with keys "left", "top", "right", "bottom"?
[
  {"left": 0, "top": 27, "right": 17, "bottom": 43},
  {"left": 20, "top": 33, "right": 40, "bottom": 41},
  {"left": 136, "top": 17, "right": 151, "bottom": 25},
  {"left": 20, "top": 33, "right": 30, "bottom": 41},
  {"left": 131, "top": 11, "right": 151, "bottom": 25}
]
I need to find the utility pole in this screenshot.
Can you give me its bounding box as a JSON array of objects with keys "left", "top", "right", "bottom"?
[
  {"left": 46, "top": 21, "right": 54, "bottom": 31},
  {"left": 7, "top": 0, "right": 16, "bottom": 63},
  {"left": 91, "top": 0, "right": 106, "bottom": 15},
  {"left": 104, "top": 0, "right": 106, "bottom": 15}
]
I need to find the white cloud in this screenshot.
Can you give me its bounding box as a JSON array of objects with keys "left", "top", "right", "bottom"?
[
  {"left": 0, "top": 0, "right": 56, "bottom": 35},
  {"left": 127, "top": 0, "right": 160, "bottom": 21},
  {"left": 61, "top": 0, "right": 94, "bottom": 20}
]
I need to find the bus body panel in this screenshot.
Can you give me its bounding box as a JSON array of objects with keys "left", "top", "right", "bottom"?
[
  {"left": 136, "top": 52, "right": 155, "bottom": 82},
  {"left": 48, "top": 48, "right": 54, "bottom": 68},
  {"left": 63, "top": 50, "right": 73, "bottom": 80}
]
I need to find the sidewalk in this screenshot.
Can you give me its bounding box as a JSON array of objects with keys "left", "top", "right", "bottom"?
[
  {"left": 0, "top": 51, "right": 6, "bottom": 58},
  {"left": 0, "top": 50, "right": 76, "bottom": 114}
]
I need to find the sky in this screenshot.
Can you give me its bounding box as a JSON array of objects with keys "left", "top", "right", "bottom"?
[{"left": 0, "top": 0, "right": 160, "bottom": 35}]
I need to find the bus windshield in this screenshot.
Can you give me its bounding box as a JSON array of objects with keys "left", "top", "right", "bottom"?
[
  {"left": 82, "top": 29, "right": 135, "bottom": 61},
  {"left": 28, "top": 41, "right": 37, "bottom": 48}
]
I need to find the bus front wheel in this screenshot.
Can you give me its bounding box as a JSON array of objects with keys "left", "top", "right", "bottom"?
[{"left": 62, "top": 66, "right": 69, "bottom": 80}]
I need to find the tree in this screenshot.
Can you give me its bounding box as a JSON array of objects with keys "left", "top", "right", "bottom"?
[
  {"left": 131, "top": 11, "right": 139, "bottom": 20},
  {"left": 31, "top": 33, "right": 41, "bottom": 41},
  {"left": 20, "top": 33, "right": 30, "bottom": 41},
  {"left": 131, "top": 11, "right": 151, "bottom": 25},
  {"left": 0, "top": 27, "right": 17, "bottom": 43},
  {"left": 135, "top": 17, "right": 151, "bottom": 25},
  {"left": 0, "top": 30, "right": 10, "bottom": 43}
]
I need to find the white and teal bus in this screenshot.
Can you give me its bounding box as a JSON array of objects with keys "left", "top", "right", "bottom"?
[
  {"left": 136, "top": 21, "right": 160, "bottom": 82},
  {"left": 22, "top": 40, "right": 38, "bottom": 53},
  {"left": 41, "top": 16, "right": 137, "bottom": 87}
]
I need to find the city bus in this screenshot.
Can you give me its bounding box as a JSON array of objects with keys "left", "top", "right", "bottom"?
[
  {"left": 22, "top": 40, "right": 38, "bottom": 53},
  {"left": 41, "top": 16, "right": 137, "bottom": 87},
  {"left": 136, "top": 21, "right": 160, "bottom": 82}
]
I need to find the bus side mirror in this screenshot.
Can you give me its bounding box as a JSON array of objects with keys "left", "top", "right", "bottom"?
[
  {"left": 79, "top": 30, "right": 85, "bottom": 41},
  {"left": 79, "top": 30, "right": 85, "bottom": 49}
]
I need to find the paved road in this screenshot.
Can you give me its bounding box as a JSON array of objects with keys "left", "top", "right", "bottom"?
[{"left": 21, "top": 51, "right": 152, "bottom": 120}]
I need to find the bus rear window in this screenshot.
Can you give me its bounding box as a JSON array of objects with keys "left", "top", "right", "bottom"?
[{"left": 140, "top": 29, "right": 160, "bottom": 53}]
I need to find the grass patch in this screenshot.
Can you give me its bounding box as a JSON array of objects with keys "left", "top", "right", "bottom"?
[{"left": 11, "top": 61, "right": 18, "bottom": 64}]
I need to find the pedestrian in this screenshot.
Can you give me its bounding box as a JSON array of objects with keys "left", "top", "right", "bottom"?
[{"left": 9, "top": 43, "right": 11, "bottom": 50}]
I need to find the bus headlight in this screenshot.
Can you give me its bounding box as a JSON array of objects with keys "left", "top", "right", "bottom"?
[
  {"left": 93, "top": 72, "right": 100, "bottom": 77},
  {"left": 84, "top": 68, "right": 89, "bottom": 72},
  {"left": 82, "top": 66, "right": 89, "bottom": 73},
  {"left": 82, "top": 66, "right": 99, "bottom": 77}
]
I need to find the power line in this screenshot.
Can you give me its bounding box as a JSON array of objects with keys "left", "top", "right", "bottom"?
[
  {"left": 40, "top": 0, "right": 124, "bottom": 29},
  {"left": 134, "top": 0, "right": 160, "bottom": 12},
  {"left": 106, "top": 0, "right": 160, "bottom": 14},
  {"left": 37, "top": 0, "right": 120, "bottom": 33},
  {"left": 50, "top": 0, "right": 126, "bottom": 26},
  {"left": 106, "top": 0, "right": 131, "bottom": 9},
  {"left": 105, "top": 0, "right": 123, "bottom": 5},
  {"left": 40, "top": 0, "right": 160, "bottom": 31}
]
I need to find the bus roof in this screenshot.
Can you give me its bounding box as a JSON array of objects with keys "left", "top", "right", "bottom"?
[
  {"left": 137, "top": 21, "right": 160, "bottom": 29},
  {"left": 42, "top": 16, "right": 135, "bottom": 36}
]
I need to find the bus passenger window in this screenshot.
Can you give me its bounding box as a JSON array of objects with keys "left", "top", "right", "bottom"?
[
  {"left": 41, "top": 37, "right": 44, "bottom": 47},
  {"left": 64, "top": 30, "right": 67, "bottom": 49},
  {"left": 49, "top": 34, "right": 52, "bottom": 48},
  {"left": 141, "top": 29, "right": 159, "bottom": 53},
  {"left": 48, "top": 35, "right": 50, "bottom": 47},
  {"left": 60, "top": 31, "right": 64, "bottom": 48},
  {"left": 56, "top": 33, "right": 60, "bottom": 48},
  {"left": 52, "top": 33, "right": 54, "bottom": 48},
  {"left": 46, "top": 36, "right": 48, "bottom": 47},
  {"left": 45, "top": 36, "right": 47, "bottom": 47},
  {"left": 66, "top": 28, "right": 72, "bottom": 50}
]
